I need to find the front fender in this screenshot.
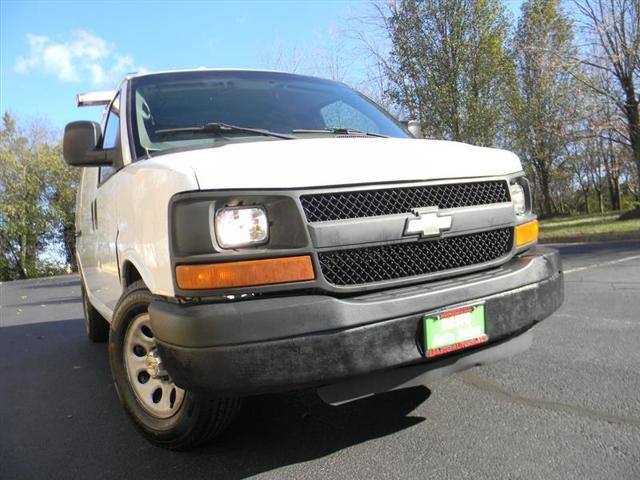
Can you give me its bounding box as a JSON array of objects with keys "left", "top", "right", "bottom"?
[{"left": 119, "top": 250, "right": 160, "bottom": 295}]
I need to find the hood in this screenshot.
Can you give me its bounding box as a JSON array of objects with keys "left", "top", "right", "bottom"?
[{"left": 151, "top": 137, "right": 522, "bottom": 190}]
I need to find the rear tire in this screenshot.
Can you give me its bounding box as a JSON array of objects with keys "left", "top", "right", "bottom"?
[
  {"left": 82, "top": 281, "right": 109, "bottom": 342},
  {"left": 109, "top": 280, "right": 241, "bottom": 450}
]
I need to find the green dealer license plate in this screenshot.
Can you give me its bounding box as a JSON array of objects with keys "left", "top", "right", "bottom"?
[{"left": 424, "top": 303, "right": 488, "bottom": 358}]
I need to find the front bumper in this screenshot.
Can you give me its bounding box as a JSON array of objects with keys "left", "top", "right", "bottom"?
[{"left": 150, "top": 247, "right": 563, "bottom": 398}]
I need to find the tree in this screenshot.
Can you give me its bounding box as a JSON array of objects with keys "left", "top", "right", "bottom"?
[
  {"left": 258, "top": 28, "right": 349, "bottom": 83},
  {"left": 46, "top": 142, "right": 80, "bottom": 272},
  {"left": 1, "top": 113, "right": 49, "bottom": 278},
  {"left": 512, "top": 0, "right": 580, "bottom": 216},
  {"left": 567, "top": 142, "right": 593, "bottom": 213},
  {"left": 369, "top": 0, "right": 514, "bottom": 147},
  {"left": 573, "top": 0, "right": 640, "bottom": 197},
  {"left": 584, "top": 80, "right": 626, "bottom": 210},
  {"left": 0, "top": 113, "right": 78, "bottom": 280}
]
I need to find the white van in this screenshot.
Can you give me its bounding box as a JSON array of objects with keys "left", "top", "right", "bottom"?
[{"left": 64, "top": 69, "right": 563, "bottom": 450}]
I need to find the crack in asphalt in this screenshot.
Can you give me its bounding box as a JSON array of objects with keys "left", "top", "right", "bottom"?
[{"left": 458, "top": 370, "right": 640, "bottom": 428}]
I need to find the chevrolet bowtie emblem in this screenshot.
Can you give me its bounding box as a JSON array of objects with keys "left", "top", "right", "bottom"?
[{"left": 404, "top": 207, "right": 453, "bottom": 238}]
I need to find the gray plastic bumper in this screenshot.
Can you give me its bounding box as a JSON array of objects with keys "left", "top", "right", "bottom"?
[
  {"left": 317, "top": 330, "right": 533, "bottom": 405},
  {"left": 150, "top": 247, "right": 563, "bottom": 397}
]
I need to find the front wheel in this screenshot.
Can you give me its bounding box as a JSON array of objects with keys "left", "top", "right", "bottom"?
[{"left": 109, "top": 281, "right": 241, "bottom": 450}]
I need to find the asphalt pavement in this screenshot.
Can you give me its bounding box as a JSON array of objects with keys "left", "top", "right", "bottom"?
[{"left": 1, "top": 241, "right": 639, "bottom": 480}]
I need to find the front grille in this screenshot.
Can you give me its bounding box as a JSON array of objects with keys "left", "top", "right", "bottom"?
[
  {"left": 301, "top": 180, "right": 509, "bottom": 222},
  {"left": 318, "top": 228, "right": 513, "bottom": 286}
]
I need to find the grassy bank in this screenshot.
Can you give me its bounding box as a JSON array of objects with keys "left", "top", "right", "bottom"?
[{"left": 539, "top": 210, "right": 640, "bottom": 244}]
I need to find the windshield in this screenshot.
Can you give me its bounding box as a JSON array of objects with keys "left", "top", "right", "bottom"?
[{"left": 129, "top": 70, "right": 409, "bottom": 158}]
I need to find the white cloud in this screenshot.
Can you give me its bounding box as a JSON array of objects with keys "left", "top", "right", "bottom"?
[{"left": 14, "top": 30, "right": 146, "bottom": 86}]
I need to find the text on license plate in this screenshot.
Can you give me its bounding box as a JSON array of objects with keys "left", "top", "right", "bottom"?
[{"left": 424, "top": 303, "right": 488, "bottom": 358}]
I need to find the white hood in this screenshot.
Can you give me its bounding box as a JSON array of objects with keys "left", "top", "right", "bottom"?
[{"left": 152, "top": 137, "right": 522, "bottom": 190}]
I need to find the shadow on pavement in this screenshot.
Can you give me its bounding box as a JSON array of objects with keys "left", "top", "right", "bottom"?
[{"left": 0, "top": 319, "right": 429, "bottom": 480}]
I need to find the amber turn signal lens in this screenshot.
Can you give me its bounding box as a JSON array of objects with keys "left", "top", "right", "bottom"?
[
  {"left": 176, "top": 256, "right": 315, "bottom": 290},
  {"left": 515, "top": 220, "right": 539, "bottom": 247}
]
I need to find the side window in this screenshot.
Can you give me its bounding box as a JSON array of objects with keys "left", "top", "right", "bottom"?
[
  {"left": 98, "top": 164, "right": 115, "bottom": 184},
  {"left": 102, "top": 112, "right": 119, "bottom": 149},
  {"left": 320, "top": 100, "right": 378, "bottom": 133},
  {"left": 99, "top": 95, "right": 120, "bottom": 185}
]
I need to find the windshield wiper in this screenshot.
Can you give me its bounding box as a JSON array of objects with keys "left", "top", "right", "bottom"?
[
  {"left": 291, "top": 128, "right": 388, "bottom": 138},
  {"left": 155, "top": 122, "right": 295, "bottom": 140}
]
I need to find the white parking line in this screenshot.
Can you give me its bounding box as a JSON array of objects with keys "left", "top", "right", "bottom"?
[{"left": 564, "top": 255, "right": 640, "bottom": 274}]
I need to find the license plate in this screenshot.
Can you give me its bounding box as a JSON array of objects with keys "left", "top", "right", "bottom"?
[{"left": 424, "top": 303, "right": 488, "bottom": 358}]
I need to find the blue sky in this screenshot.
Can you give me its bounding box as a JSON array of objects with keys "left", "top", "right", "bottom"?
[{"left": 1, "top": 0, "right": 523, "bottom": 129}]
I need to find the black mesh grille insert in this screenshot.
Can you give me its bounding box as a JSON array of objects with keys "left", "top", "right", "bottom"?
[
  {"left": 318, "top": 228, "right": 513, "bottom": 286},
  {"left": 300, "top": 180, "right": 509, "bottom": 222}
]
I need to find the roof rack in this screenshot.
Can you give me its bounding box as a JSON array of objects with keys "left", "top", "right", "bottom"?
[{"left": 76, "top": 90, "right": 117, "bottom": 107}]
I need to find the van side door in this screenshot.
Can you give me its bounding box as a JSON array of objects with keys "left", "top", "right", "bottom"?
[{"left": 80, "top": 93, "right": 124, "bottom": 318}]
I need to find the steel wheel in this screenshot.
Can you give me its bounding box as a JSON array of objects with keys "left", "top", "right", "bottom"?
[{"left": 123, "top": 313, "right": 185, "bottom": 419}]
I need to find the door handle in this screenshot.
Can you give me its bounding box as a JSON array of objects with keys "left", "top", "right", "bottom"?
[{"left": 91, "top": 199, "right": 98, "bottom": 230}]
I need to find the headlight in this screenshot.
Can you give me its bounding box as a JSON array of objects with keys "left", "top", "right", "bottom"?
[
  {"left": 510, "top": 183, "right": 526, "bottom": 216},
  {"left": 214, "top": 206, "right": 269, "bottom": 248}
]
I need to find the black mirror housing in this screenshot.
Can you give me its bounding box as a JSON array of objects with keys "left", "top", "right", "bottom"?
[{"left": 63, "top": 121, "right": 111, "bottom": 167}]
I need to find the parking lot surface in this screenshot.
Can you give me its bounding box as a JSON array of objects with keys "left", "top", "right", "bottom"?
[{"left": 1, "top": 241, "right": 639, "bottom": 479}]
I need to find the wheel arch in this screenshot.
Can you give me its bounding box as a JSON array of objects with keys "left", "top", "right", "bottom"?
[{"left": 120, "top": 253, "right": 156, "bottom": 293}]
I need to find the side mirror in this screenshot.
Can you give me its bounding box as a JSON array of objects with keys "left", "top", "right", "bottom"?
[
  {"left": 405, "top": 120, "right": 423, "bottom": 139},
  {"left": 63, "top": 121, "right": 112, "bottom": 167}
]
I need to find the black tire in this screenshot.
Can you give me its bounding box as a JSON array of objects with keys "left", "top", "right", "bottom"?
[
  {"left": 81, "top": 280, "right": 109, "bottom": 342},
  {"left": 109, "top": 280, "right": 241, "bottom": 450}
]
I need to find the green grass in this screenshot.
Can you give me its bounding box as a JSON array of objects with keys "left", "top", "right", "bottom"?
[{"left": 539, "top": 210, "right": 640, "bottom": 243}]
